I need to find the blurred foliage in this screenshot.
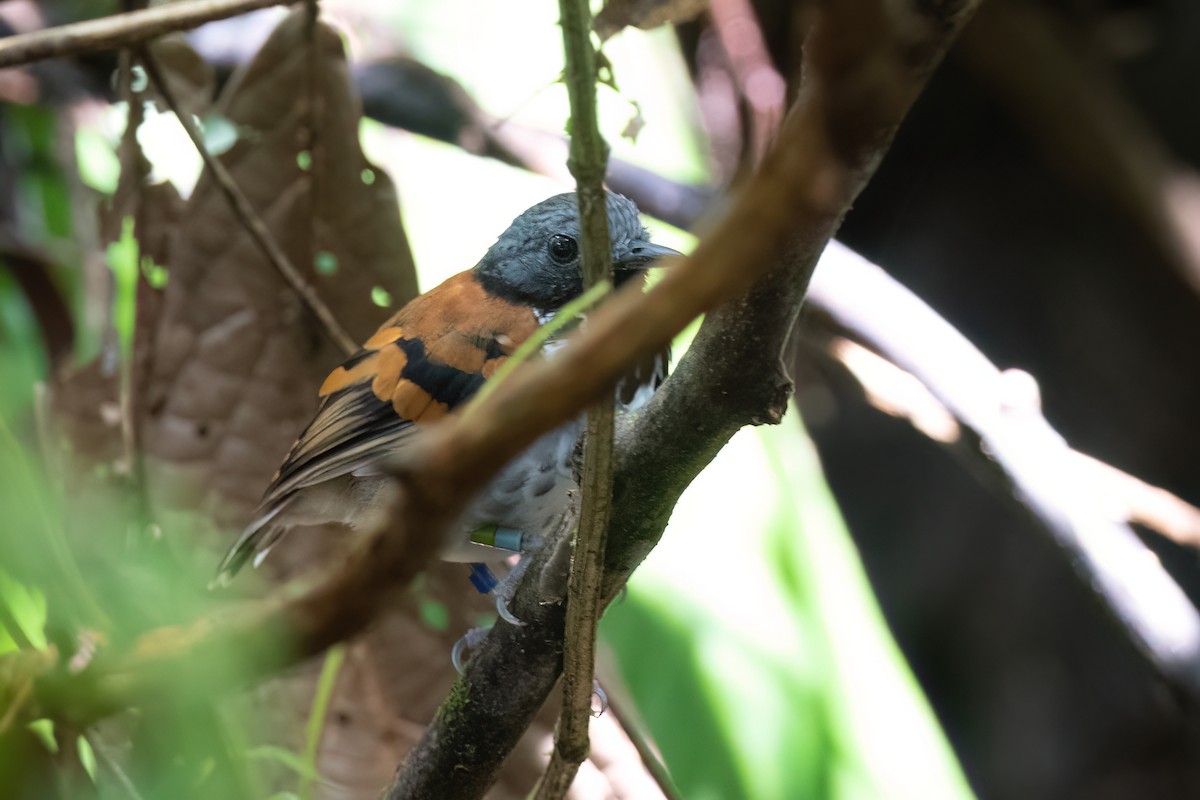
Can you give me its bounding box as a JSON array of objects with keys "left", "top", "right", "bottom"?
[
  {"left": 0, "top": 88, "right": 264, "bottom": 800},
  {"left": 0, "top": 570, "right": 48, "bottom": 652},
  {"left": 2, "top": 104, "right": 93, "bottom": 362},
  {"left": 5, "top": 105, "right": 73, "bottom": 242}
]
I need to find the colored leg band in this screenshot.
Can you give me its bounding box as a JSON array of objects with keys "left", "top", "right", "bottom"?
[
  {"left": 468, "top": 563, "right": 498, "bottom": 594},
  {"left": 469, "top": 523, "right": 523, "bottom": 552}
]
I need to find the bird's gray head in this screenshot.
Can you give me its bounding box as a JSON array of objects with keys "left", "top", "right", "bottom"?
[{"left": 474, "top": 192, "right": 678, "bottom": 310}]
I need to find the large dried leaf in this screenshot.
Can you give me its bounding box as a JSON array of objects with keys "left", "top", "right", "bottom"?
[{"left": 138, "top": 11, "right": 417, "bottom": 527}]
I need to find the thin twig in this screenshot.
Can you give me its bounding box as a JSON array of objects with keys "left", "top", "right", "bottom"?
[
  {"left": 302, "top": 0, "right": 321, "bottom": 308},
  {"left": 1074, "top": 453, "right": 1200, "bottom": 548},
  {"left": 535, "top": 0, "right": 614, "bottom": 795},
  {"left": 138, "top": 48, "right": 358, "bottom": 358},
  {"left": 0, "top": 0, "right": 298, "bottom": 69},
  {"left": 604, "top": 693, "right": 683, "bottom": 800}
]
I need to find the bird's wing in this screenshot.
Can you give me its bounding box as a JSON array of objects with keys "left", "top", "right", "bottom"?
[{"left": 258, "top": 271, "right": 540, "bottom": 511}]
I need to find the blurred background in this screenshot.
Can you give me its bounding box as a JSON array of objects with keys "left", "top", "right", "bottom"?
[{"left": 2, "top": 0, "right": 1199, "bottom": 798}]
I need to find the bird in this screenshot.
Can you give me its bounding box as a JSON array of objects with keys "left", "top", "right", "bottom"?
[{"left": 215, "top": 191, "right": 678, "bottom": 588}]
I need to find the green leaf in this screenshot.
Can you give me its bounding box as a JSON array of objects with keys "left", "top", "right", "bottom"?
[
  {"left": 419, "top": 599, "right": 450, "bottom": 631},
  {"left": 77, "top": 735, "right": 97, "bottom": 783},
  {"left": 27, "top": 719, "right": 57, "bottom": 754},
  {"left": 0, "top": 570, "right": 48, "bottom": 651}
]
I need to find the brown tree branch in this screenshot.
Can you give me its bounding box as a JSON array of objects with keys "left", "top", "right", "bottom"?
[
  {"left": 388, "top": 0, "right": 982, "bottom": 796},
  {"left": 0, "top": 0, "right": 299, "bottom": 69},
  {"left": 139, "top": 47, "right": 358, "bottom": 358}
]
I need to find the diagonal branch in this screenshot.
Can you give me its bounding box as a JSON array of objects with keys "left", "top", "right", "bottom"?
[
  {"left": 805, "top": 242, "right": 1200, "bottom": 696},
  {"left": 0, "top": 0, "right": 299, "bottom": 69},
  {"left": 388, "top": 0, "right": 983, "bottom": 796}
]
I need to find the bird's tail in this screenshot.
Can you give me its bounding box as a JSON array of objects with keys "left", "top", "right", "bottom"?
[{"left": 211, "top": 503, "right": 289, "bottom": 587}]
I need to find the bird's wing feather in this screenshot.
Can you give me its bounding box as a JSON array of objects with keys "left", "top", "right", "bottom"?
[{"left": 257, "top": 271, "right": 540, "bottom": 512}]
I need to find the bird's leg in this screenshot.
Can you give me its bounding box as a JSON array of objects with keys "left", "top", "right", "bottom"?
[
  {"left": 464, "top": 522, "right": 529, "bottom": 624},
  {"left": 463, "top": 559, "right": 606, "bottom": 711},
  {"left": 492, "top": 554, "right": 533, "bottom": 626},
  {"left": 494, "top": 499, "right": 581, "bottom": 624},
  {"left": 451, "top": 625, "right": 492, "bottom": 674},
  {"left": 451, "top": 555, "right": 529, "bottom": 673},
  {"left": 466, "top": 562, "right": 499, "bottom": 594},
  {"left": 591, "top": 681, "right": 608, "bottom": 717}
]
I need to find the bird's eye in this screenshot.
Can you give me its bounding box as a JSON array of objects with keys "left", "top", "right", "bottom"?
[{"left": 548, "top": 234, "right": 578, "bottom": 264}]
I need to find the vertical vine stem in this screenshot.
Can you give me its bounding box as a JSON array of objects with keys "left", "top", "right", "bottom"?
[
  {"left": 114, "top": 42, "right": 149, "bottom": 534},
  {"left": 535, "top": 0, "right": 614, "bottom": 796}
]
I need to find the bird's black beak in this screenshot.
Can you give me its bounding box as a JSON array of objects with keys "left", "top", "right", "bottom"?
[{"left": 614, "top": 240, "right": 682, "bottom": 272}]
